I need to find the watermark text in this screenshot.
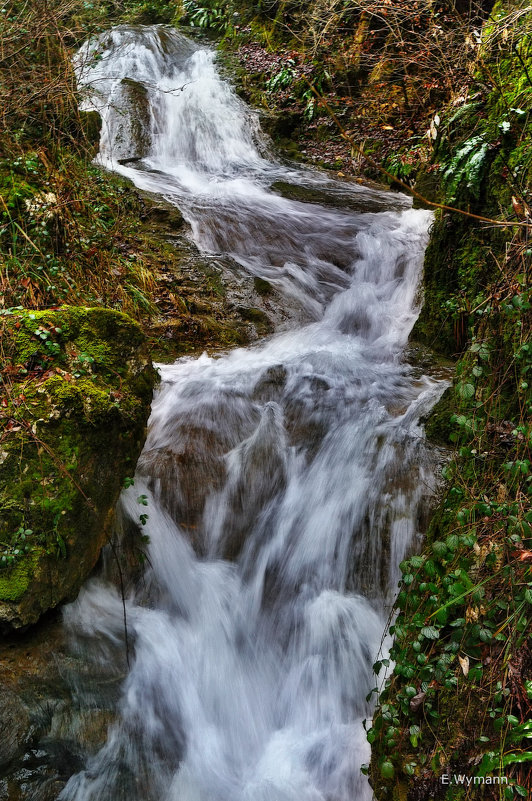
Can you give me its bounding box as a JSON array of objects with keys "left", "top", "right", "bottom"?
[{"left": 441, "top": 774, "right": 508, "bottom": 786}]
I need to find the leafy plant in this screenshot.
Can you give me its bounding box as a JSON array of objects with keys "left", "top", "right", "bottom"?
[
  {"left": 441, "top": 135, "right": 491, "bottom": 202},
  {"left": 266, "top": 60, "right": 297, "bottom": 92},
  {"left": 0, "top": 527, "right": 32, "bottom": 569},
  {"left": 183, "top": 0, "right": 231, "bottom": 31}
]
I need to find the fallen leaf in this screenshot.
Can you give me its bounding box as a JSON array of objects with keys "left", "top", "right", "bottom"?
[
  {"left": 410, "top": 691, "right": 427, "bottom": 712},
  {"left": 458, "top": 655, "right": 470, "bottom": 677}
]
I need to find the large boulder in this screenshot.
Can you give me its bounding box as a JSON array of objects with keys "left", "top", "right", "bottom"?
[
  {"left": 0, "top": 307, "right": 156, "bottom": 629},
  {"left": 106, "top": 78, "right": 152, "bottom": 163}
]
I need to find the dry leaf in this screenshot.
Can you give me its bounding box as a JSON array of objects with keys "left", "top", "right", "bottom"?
[
  {"left": 458, "top": 655, "right": 470, "bottom": 677},
  {"left": 410, "top": 691, "right": 427, "bottom": 712}
]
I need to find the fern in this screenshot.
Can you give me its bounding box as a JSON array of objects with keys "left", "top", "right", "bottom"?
[
  {"left": 183, "top": 1, "right": 230, "bottom": 31},
  {"left": 266, "top": 60, "right": 297, "bottom": 93},
  {"left": 446, "top": 102, "right": 481, "bottom": 129},
  {"left": 442, "top": 135, "right": 490, "bottom": 202}
]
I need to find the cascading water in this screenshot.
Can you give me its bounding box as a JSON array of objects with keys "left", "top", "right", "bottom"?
[{"left": 61, "top": 25, "right": 448, "bottom": 801}]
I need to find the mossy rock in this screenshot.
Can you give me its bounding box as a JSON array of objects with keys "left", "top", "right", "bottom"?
[
  {"left": 422, "top": 386, "right": 455, "bottom": 448},
  {"left": 0, "top": 307, "right": 156, "bottom": 630},
  {"left": 79, "top": 110, "right": 102, "bottom": 147}
]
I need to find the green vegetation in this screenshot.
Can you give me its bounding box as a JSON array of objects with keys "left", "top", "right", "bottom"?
[
  {"left": 0, "top": 0, "right": 531, "bottom": 794},
  {"left": 0, "top": 0, "right": 246, "bottom": 336},
  {"left": 0, "top": 0, "right": 164, "bottom": 627},
  {"left": 366, "top": 3, "right": 532, "bottom": 798},
  {"left": 0, "top": 0, "right": 265, "bottom": 626},
  {"left": 0, "top": 0, "right": 159, "bottom": 317},
  {"left": 0, "top": 306, "right": 156, "bottom": 627}
]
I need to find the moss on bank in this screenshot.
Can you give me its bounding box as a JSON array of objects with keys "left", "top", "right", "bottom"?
[
  {"left": 369, "top": 4, "right": 532, "bottom": 798},
  {"left": 0, "top": 307, "right": 156, "bottom": 628}
]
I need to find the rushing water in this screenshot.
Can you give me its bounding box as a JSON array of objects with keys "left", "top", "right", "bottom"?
[{"left": 61, "top": 25, "right": 447, "bottom": 801}]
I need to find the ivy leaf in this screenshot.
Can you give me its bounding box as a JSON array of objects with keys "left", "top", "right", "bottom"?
[
  {"left": 446, "top": 534, "right": 459, "bottom": 551},
  {"left": 479, "top": 628, "right": 492, "bottom": 643},
  {"left": 432, "top": 541, "right": 447, "bottom": 557},
  {"left": 380, "top": 761, "right": 395, "bottom": 779},
  {"left": 458, "top": 382, "right": 475, "bottom": 399},
  {"left": 421, "top": 626, "right": 440, "bottom": 640}
]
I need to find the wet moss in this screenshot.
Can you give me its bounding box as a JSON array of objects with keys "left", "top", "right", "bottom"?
[
  {"left": 0, "top": 553, "right": 41, "bottom": 603},
  {"left": 254, "top": 277, "right": 273, "bottom": 296},
  {"left": 236, "top": 305, "right": 272, "bottom": 332},
  {"left": 422, "top": 387, "right": 455, "bottom": 448},
  {"left": 0, "top": 161, "right": 40, "bottom": 212},
  {"left": 0, "top": 307, "right": 156, "bottom": 629}
]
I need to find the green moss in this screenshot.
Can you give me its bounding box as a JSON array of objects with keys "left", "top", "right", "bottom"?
[
  {"left": 236, "top": 305, "right": 272, "bottom": 327},
  {"left": 0, "top": 552, "right": 42, "bottom": 602},
  {"left": 0, "top": 307, "right": 156, "bottom": 626},
  {"left": 422, "top": 387, "right": 454, "bottom": 447},
  {"left": 6, "top": 307, "right": 140, "bottom": 364},
  {"left": 254, "top": 277, "right": 273, "bottom": 296},
  {"left": 413, "top": 215, "right": 467, "bottom": 355},
  {"left": 0, "top": 161, "right": 40, "bottom": 212},
  {"left": 39, "top": 376, "right": 125, "bottom": 424}
]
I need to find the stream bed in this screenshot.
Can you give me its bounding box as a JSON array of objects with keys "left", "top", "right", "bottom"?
[{"left": 1, "top": 25, "right": 448, "bottom": 801}]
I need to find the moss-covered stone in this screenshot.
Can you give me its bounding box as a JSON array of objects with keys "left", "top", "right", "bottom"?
[
  {"left": 0, "top": 307, "right": 156, "bottom": 629},
  {"left": 422, "top": 387, "right": 455, "bottom": 448}
]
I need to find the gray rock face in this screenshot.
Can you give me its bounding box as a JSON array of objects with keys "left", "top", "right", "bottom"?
[
  {"left": 0, "top": 614, "right": 122, "bottom": 801},
  {"left": 0, "top": 689, "right": 30, "bottom": 768},
  {"left": 108, "top": 78, "right": 152, "bottom": 163}
]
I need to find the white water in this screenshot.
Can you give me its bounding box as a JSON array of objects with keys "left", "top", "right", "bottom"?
[{"left": 62, "top": 26, "right": 447, "bottom": 801}]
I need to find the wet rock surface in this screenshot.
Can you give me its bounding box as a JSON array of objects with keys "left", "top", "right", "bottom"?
[
  {"left": 0, "top": 689, "right": 31, "bottom": 769},
  {"left": 0, "top": 613, "right": 121, "bottom": 801},
  {"left": 135, "top": 189, "right": 306, "bottom": 360}
]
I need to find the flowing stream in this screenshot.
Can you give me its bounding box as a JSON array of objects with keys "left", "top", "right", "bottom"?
[{"left": 61, "top": 25, "right": 447, "bottom": 801}]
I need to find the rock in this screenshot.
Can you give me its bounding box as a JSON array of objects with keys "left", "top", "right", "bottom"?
[
  {"left": 142, "top": 203, "right": 184, "bottom": 231},
  {"left": 79, "top": 110, "right": 102, "bottom": 147},
  {"left": 270, "top": 180, "right": 393, "bottom": 214},
  {"left": 0, "top": 307, "right": 156, "bottom": 630},
  {"left": 261, "top": 110, "right": 302, "bottom": 139},
  {"left": 0, "top": 689, "right": 30, "bottom": 768},
  {"left": 252, "top": 365, "right": 288, "bottom": 402},
  {"left": 107, "top": 78, "right": 152, "bottom": 163},
  {"left": 137, "top": 433, "right": 227, "bottom": 542},
  {"left": 221, "top": 403, "right": 288, "bottom": 560}
]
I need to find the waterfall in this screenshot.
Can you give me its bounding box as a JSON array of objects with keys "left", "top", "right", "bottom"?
[{"left": 62, "top": 25, "right": 447, "bottom": 801}]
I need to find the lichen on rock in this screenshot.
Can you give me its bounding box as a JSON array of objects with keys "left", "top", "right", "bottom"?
[{"left": 0, "top": 306, "right": 156, "bottom": 630}]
